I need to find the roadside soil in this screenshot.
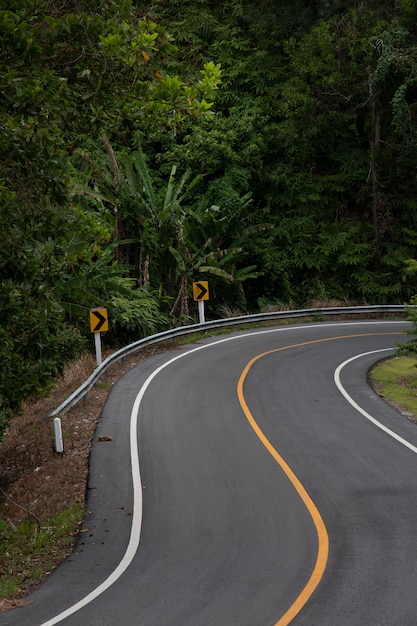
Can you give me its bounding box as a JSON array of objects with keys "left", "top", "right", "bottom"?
[{"left": 0, "top": 342, "right": 173, "bottom": 611}]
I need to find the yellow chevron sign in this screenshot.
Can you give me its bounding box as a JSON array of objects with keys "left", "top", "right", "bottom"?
[
  {"left": 90, "top": 308, "right": 108, "bottom": 333},
  {"left": 193, "top": 281, "right": 209, "bottom": 301}
]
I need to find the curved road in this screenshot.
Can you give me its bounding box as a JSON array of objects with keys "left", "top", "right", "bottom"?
[{"left": 5, "top": 320, "right": 417, "bottom": 625}]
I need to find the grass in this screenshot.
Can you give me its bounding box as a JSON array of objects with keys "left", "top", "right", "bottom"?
[
  {"left": 95, "top": 382, "right": 113, "bottom": 391},
  {"left": 0, "top": 502, "right": 84, "bottom": 599},
  {"left": 370, "top": 355, "right": 417, "bottom": 418}
]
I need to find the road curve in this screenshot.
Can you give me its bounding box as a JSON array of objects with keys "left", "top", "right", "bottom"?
[{"left": 5, "top": 320, "right": 417, "bottom": 626}]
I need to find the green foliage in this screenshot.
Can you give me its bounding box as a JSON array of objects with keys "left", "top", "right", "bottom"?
[
  {"left": 51, "top": 235, "right": 171, "bottom": 341},
  {"left": 78, "top": 142, "right": 260, "bottom": 318},
  {"left": 109, "top": 283, "right": 171, "bottom": 341},
  {"left": 398, "top": 294, "right": 417, "bottom": 356},
  {"left": 242, "top": 3, "right": 417, "bottom": 304},
  {"left": 0, "top": 0, "right": 223, "bottom": 432},
  {"left": 3, "top": 0, "right": 417, "bottom": 435},
  {"left": 0, "top": 502, "right": 84, "bottom": 599},
  {"left": 0, "top": 274, "right": 86, "bottom": 436},
  {"left": 0, "top": 184, "right": 87, "bottom": 436}
]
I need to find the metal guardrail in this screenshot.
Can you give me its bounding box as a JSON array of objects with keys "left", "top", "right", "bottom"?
[{"left": 48, "top": 304, "right": 408, "bottom": 418}]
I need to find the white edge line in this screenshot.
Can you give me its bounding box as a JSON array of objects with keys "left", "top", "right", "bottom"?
[
  {"left": 41, "top": 333, "right": 252, "bottom": 625},
  {"left": 334, "top": 348, "right": 417, "bottom": 455},
  {"left": 40, "top": 343, "right": 209, "bottom": 625},
  {"left": 41, "top": 321, "right": 407, "bottom": 624}
]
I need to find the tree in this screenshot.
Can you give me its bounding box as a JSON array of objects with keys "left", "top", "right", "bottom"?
[
  {"left": 246, "top": 4, "right": 417, "bottom": 303},
  {"left": 0, "top": 1, "right": 222, "bottom": 432},
  {"left": 76, "top": 142, "right": 260, "bottom": 318}
]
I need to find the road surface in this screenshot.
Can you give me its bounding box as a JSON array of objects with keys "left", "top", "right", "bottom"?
[{"left": 5, "top": 320, "right": 417, "bottom": 625}]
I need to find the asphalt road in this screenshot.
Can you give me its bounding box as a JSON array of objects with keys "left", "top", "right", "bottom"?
[{"left": 5, "top": 320, "right": 417, "bottom": 626}]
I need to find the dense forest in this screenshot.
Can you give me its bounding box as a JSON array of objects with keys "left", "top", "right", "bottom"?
[{"left": 2, "top": 0, "right": 417, "bottom": 433}]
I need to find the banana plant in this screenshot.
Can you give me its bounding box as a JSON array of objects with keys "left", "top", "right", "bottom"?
[
  {"left": 120, "top": 149, "right": 203, "bottom": 286},
  {"left": 122, "top": 149, "right": 270, "bottom": 318},
  {"left": 73, "top": 142, "right": 265, "bottom": 320}
]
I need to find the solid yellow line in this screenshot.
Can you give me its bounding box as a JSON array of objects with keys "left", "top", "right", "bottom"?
[{"left": 236, "top": 333, "right": 401, "bottom": 625}]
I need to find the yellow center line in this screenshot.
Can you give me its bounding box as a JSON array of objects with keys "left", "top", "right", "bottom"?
[{"left": 236, "top": 332, "right": 402, "bottom": 625}]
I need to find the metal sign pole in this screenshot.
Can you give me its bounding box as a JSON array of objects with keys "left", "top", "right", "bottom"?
[
  {"left": 198, "top": 300, "right": 205, "bottom": 324},
  {"left": 94, "top": 332, "right": 102, "bottom": 366}
]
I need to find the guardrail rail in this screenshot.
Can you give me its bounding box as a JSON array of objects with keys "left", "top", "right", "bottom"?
[{"left": 48, "top": 304, "right": 408, "bottom": 419}]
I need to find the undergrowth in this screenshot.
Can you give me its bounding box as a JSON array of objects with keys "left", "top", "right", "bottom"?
[{"left": 0, "top": 502, "right": 84, "bottom": 598}]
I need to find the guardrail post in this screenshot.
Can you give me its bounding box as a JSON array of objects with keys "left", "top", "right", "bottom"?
[{"left": 54, "top": 417, "right": 64, "bottom": 454}]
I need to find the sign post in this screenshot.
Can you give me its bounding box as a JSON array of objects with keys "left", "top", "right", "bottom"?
[
  {"left": 90, "top": 308, "right": 109, "bottom": 366},
  {"left": 198, "top": 300, "right": 205, "bottom": 324},
  {"left": 192, "top": 281, "right": 209, "bottom": 323},
  {"left": 94, "top": 333, "right": 102, "bottom": 367}
]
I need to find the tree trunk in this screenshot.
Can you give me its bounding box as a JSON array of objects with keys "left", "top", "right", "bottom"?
[
  {"left": 102, "top": 134, "right": 123, "bottom": 263},
  {"left": 170, "top": 273, "right": 189, "bottom": 319},
  {"left": 370, "top": 107, "right": 382, "bottom": 266},
  {"left": 137, "top": 247, "right": 150, "bottom": 287}
]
